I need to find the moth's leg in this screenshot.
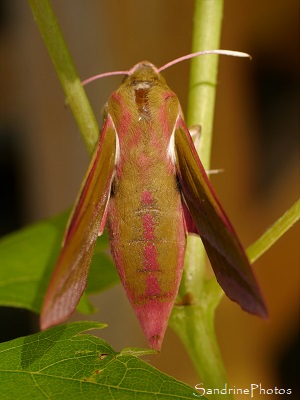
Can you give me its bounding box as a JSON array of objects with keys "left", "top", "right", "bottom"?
[
  {"left": 189, "top": 124, "right": 223, "bottom": 176},
  {"left": 206, "top": 167, "right": 224, "bottom": 176},
  {"left": 188, "top": 124, "right": 201, "bottom": 148},
  {"left": 101, "top": 103, "right": 109, "bottom": 124}
]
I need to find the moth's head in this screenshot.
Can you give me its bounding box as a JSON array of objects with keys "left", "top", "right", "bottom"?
[
  {"left": 124, "top": 61, "right": 166, "bottom": 86},
  {"left": 129, "top": 61, "right": 158, "bottom": 74}
]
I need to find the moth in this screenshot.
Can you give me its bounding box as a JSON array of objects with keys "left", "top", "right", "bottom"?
[{"left": 40, "top": 50, "right": 267, "bottom": 351}]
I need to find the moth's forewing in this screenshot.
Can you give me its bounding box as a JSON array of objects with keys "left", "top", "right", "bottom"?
[
  {"left": 174, "top": 118, "right": 268, "bottom": 318},
  {"left": 40, "top": 117, "right": 117, "bottom": 330}
]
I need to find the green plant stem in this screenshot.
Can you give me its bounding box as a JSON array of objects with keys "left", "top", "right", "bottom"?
[
  {"left": 187, "top": 1, "right": 223, "bottom": 168},
  {"left": 28, "top": 0, "right": 98, "bottom": 154},
  {"left": 170, "top": 1, "right": 230, "bottom": 399},
  {"left": 247, "top": 199, "right": 300, "bottom": 263}
]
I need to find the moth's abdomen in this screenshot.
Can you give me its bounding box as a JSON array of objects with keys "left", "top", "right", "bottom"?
[
  {"left": 107, "top": 181, "right": 185, "bottom": 298},
  {"left": 106, "top": 164, "right": 186, "bottom": 350}
]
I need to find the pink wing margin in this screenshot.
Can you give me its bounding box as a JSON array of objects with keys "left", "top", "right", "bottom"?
[
  {"left": 174, "top": 117, "right": 268, "bottom": 318},
  {"left": 40, "top": 116, "right": 116, "bottom": 330}
]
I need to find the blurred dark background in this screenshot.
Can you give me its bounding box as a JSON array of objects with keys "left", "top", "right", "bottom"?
[{"left": 0, "top": 1, "right": 299, "bottom": 398}]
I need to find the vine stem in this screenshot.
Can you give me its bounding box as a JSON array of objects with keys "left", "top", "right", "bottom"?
[
  {"left": 247, "top": 199, "right": 300, "bottom": 263},
  {"left": 28, "top": 0, "right": 99, "bottom": 154}
]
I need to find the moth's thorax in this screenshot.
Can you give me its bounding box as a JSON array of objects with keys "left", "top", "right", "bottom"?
[
  {"left": 122, "top": 61, "right": 167, "bottom": 97},
  {"left": 134, "top": 82, "right": 151, "bottom": 121},
  {"left": 107, "top": 63, "right": 181, "bottom": 151}
]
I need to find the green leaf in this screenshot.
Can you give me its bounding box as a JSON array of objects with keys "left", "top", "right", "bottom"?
[
  {"left": 0, "top": 322, "right": 200, "bottom": 400},
  {"left": 76, "top": 293, "right": 98, "bottom": 315},
  {"left": 0, "top": 212, "right": 119, "bottom": 314},
  {"left": 86, "top": 238, "right": 119, "bottom": 295}
]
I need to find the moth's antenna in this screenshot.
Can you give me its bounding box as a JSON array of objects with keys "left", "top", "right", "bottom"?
[
  {"left": 158, "top": 50, "right": 251, "bottom": 72},
  {"left": 82, "top": 70, "right": 129, "bottom": 87},
  {"left": 81, "top": 50, "right": 251, "bottom": 86}
]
